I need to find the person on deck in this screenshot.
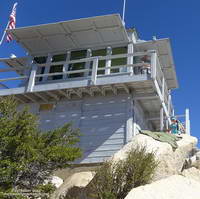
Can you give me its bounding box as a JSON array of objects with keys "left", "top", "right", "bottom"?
[
  {"left": 141, "top": 54, "right": 151, "bottom": 74},
  {"left": 168, "top": 116, "right": 181, "bottom": 135}
]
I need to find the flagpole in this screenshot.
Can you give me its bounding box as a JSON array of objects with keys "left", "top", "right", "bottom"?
[
  {"left": 122, "top": 0, "right": 127, "bottom": 23},
  {"left": 0, "top": 21, "right": 9, "bottom": 46},
  {"left": 0, "top": 2, "right": 18, "bottom": 46}
]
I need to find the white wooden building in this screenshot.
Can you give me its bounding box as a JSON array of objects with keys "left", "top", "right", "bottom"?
[{"left": 0, "top": 14, "right": 190, "bottom": 163}]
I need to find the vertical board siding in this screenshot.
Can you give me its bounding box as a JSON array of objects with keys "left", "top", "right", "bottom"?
[{"left": 21, "top": 94, "right": 133, "bottom": 164}]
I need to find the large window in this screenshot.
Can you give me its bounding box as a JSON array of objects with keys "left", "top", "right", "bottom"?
[
  {"left": 111, "top": 47, "right": 127, "bottom": 73},
  {"left": 68, "top": 50, "right": 87, "bottom": 78},
  {"left": 34, "top": 45, "right": 128, "bottom": 82},
  {"left": 92, "top": 49, "right": 106, "bottom": 75},
  {"left": 34, "top": 56, "right": 47, "bottom": 82}
]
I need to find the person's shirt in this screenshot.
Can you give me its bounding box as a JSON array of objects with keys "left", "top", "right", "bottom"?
[{"left": 170, "top": 122, "right": 179, "bottom": 134}]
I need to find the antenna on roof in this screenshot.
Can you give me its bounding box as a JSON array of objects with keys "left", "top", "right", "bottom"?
[{"left": 122, "top": 0, "right": 127, "bottom": 25}]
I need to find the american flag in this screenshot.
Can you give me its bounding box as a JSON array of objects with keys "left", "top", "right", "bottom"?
[{"left": 6, "top": 2, "right": 18, "bottom": 42}]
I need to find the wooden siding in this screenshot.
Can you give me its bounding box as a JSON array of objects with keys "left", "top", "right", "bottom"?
[{"left": 18, "top": 94, "right": 148, "bottom": 164}]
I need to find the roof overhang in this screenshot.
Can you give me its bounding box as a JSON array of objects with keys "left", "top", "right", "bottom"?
[
  {"left": 7, "top": 14, "right": 129, "bottom": 56},
  {"left": 135, "top": 38, "right": 178, "bottom": 89},
  {"left": 0, "top": 57, "right": 27, "bottom": 75}
]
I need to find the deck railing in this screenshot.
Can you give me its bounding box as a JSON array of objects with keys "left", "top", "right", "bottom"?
[{"left": 0, "top": 52, "right": 153, "bottom": 91}]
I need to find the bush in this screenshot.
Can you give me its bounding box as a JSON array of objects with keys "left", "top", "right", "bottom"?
[
  {"left": 90, "top": 146, "right": 158, "bottom": 199},
  {"left": 0, "top": 96, "right": 82, "bottom": 198}
]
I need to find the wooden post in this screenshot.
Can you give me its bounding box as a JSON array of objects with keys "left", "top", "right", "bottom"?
[
  {"left": 26, "top": 64, "right": 37, "bottom": 92},
  {"left": 91, "top": 57, "right": 98, "bottom": 85},
  {"left": 185, "top": 108, "right": 190, "bottom": 135},
  {"left": 63, "top": 51, "right": 71, "bottom": 79},
  {"left": 127, "top": 43, "right": 134, "bottom": 74},
  {"left": 105, "top": 47, "right": 112, "bottom": 75}
]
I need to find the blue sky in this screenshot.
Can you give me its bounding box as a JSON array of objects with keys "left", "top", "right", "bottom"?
[{"left": 0, "top": 0, "right": 199, "bottom": 142}]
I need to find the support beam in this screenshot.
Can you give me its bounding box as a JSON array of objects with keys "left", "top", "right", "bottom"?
[
  {"left": 26, "top": 64, "right": 37, "bottom": 92},
  {"left": 57, "top": 90, "right": 70, "bottom": 99},
  {"left": 127, "top": 43, "right": 134, "bottom": 74},
  {"left": 160, "top": 107, "right": 164, "bottom": 131},
  {"left": 34, "top": 92, "right": 49, "bottom": 103},
  {"left": 185, "top": 108, "right": 190, "bottom": 135},
  {"left": 133, "top": 94, "right": 159, "bottom": 101},
  {"left": 126, "top": 98, "right": 133, "bottom": 142},
  {"left": 105, "top": 47, "right": 112, "bottom": 75},
  {"left": 14, "top": 96, "right": 26, "bottom": 104},
  {"left": 63, "top": 51, "right": 71, "bottom": 79},
  {"left": 84, "top": 49, "right": 92, "bottom": 77},
  {"left": 122, "top": 84, "right": 130, "bottom": 94},
  {"left": 46, "top": 91, "right": 59, "bottom": 101},
  {"left": 42, "top": 53, "right": 52, "bottom": 82},
  {"left": 91, "top": 57, "right": 98, "bottom": 85},
  {"left": 23, "top": 94, "right": 37, "bottom": 103},
  {"left": 153, "top": 79, "right": 171, "bottom": 124},
  {"left": 150, "top": 51, "right": 157, "bottom": 79},
  {"left": 111, "top": 85, "right": 117, "bottom": 95}
]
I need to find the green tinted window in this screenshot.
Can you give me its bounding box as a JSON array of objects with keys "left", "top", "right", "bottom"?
[
  {"left": 92, "top": 49, "right": 107, "bottom": 57},
  {"left": 49, "top": 65, "right": 63, "bottom": 80},
  {"left": 112, "top": 47, "right": 127, "bottom": 55},
  {"left": 111, "top": 47, "right": 127, "bottom": 73},
  {"left": 69, "top": 50, "right": 87, "bottom": 78},
  {"left": 70, "top": 50, "right": 87, "bottom": 60},
  {"left": 34, "top": 56, "right": 47, "bottom": 64},
  {"left": 52, "top": 54, "right": 67, "bottom": 62}
]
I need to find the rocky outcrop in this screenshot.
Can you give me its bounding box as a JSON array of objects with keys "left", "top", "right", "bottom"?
[
  {"left": 44, "top": 176, "right": 63, "bottom": 188},
  {"left": 51, "top": 171, "right": 95, "bottom": 199},
  {"left": 182, "top": 167, "right": 200, "bottom": 183},
  {"left": 125, "top": 175, "right": 200, "bottom": 199},
  {"left": 112, "top": 133, "right": 197, "bottom": 181},
  {"left": 52, "top": 133, "right": 199, "bottom": 199}
]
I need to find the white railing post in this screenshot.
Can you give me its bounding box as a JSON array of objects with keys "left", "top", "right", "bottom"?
[
  {"left": 127, "top": 43, "right": 134, "bottom": 74},
  {"left": 91, "top": 57, "right": 98, "bottom": 85},
  {"left": 26, "top": 64, "right": 37, "bottom": 92},
  {"left": 42, "top": 53, "right": 52, "bottom": 82},
  {"left": 150, "top": 51, "right": 157, "bottom": 79},
  {"left": 63, "top": 51, "right": 71, "bottom": 79},
  {"left": 105, "top": 46, "right": 112, "bottom": 75},
  {"left": 84, "top": 49, "right": 92, "bottom": 77},
  {"left": 185, "top": 108, "right": 190, "bottom": 135}
]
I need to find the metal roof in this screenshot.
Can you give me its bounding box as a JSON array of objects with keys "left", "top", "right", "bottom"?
[
  {"left": 135, "top": 38, "right": 178, "bottom": 89},
  {"left": 7, "top": 14, "right": 129, "bottom": 56}
]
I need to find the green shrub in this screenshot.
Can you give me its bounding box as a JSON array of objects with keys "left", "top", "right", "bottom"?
[{"left": 90, "top": 146, "right": 158, "bottom": 199}]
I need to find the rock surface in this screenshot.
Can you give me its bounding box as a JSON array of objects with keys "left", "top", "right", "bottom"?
[
  {"left": 112, "top": 133, "right": 197, "bottom": 181},
  {"left": 44, "top": 176, "right": 63, "bottom": 188},
  {"left": 182, "top": 167, "right": 200, "bottom": 183},
  {"left": 51, "top": 171, "right": 95, "bottom": 199},
  {"left": 125, "top": 175, "right": 200, "bottom": 199}
]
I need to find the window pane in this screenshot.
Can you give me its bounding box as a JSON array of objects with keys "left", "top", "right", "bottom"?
[
  {"left": 52, "top": 54, "right": 67, "bottom": 62},
  {"left": 49, "top": 65, "right": 63, "bottom": 80},
  {"left": 92, "top": 49, "right": 107, "bottom": 56},
  {"left": 70, "top": 50, "right": 87, "bottom": 60},
  {"left": 112, "top": 46, "right": 127, "bottom": 55},
  {"left": 36, "top": 67, "right": 45, "bottom": 82},
  {"left": 34, "top": 56, "right": 47, "bottom": 64},
  {"left": 68, "top": 63, "right": 85, "bottom": 78}
]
